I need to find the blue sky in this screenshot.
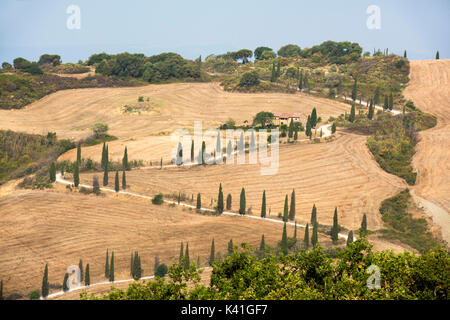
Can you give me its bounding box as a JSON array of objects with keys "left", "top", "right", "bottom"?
[{"left": 0, "top": 0, "right": 448, "bottom": 63}]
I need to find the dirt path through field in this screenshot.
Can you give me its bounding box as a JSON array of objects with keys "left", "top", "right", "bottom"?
[{"left": 403, "top": 59, "right": 450, "bottom": 243}]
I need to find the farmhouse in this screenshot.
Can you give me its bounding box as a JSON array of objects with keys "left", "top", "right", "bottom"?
[{"left": 273, "top": 112, "right": 302, "bottom": 126}]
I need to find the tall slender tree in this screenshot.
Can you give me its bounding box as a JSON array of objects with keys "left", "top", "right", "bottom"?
[
  {"left": 85, "top": 264, "right": 90, "bottom": 286},
  {"left": 49, "top": 162, "right": 56, "bottom": 182},
  {"left": 346, "top": 230, "right": 354, "bottom": 247},
  {"left": 289, "top": 189, "right": 296, "bottom": 221},
  {"left": 311, "top": 108, "right": 318, "bottom": 128},
  {"left": 294, "top": 221, "right": 297, "bottom": 239},
  {"left": 191, "top": 140, "right": 194, "bottom": 163},
  {"left": 331, "top": 122, "right": 336, "bottom": 134},
  {"left": 239, "top": 188, "right": 246, "bottom": 215},
  {"left": 283, "top": 195, "right": 289, "bottom": 222},
  {"left": 73, "top": 162, "right": 79, "bottom": 187},
  {"left": 78, "top": 259, "right": 83, "bottom": 282},
  {"left": 62, "top": 273, "right": 69, "bottom": 292},
  {"left": 311, "top": 204, "right": 317, "bottom": 225},
  {"left": 122, "top": 170, "right": 126, "bottom": 189},
  {"left": 217, "top": 183, "right": 224, "bottom": 213},
  {"left": 281, "top": 222, "right": 288, "bottom": 255},
  {"left": 101, "top": 142, "right": 106, "bottom": 169},
  {"left": 351, "top": 78, "right": 357, "bottom": 101},
  {"left": 259, "top": 234, "right": 265, "bottom": 251},
  {"left": 360, "top": 213, "right": 367, "bottom": 238},
  {"left": 209, "top": 239, "right": 215, "bottom": 266},
  {"left": 311, "top": 222, "right": 318, "bottom": 247},
  {"left": 179, "top": 242, "right": 184, "bottom": 264},
  {"left": 368, "top": 98, "right": 374, "bottom": 120},
  {"left": 41, "top": 264, "right": 49, "bottom": 298},
  {"left": 105, "top": 249, "right": 109, "bottom": 279},
  {"left": 331, "top": 207, "right": 339, "bottom": 242},
  {"left": 228, "top": 239, "right": 234, "bottom": 255},
  {"left": 349, "top": 103, "right": 356, "bottom": 122},
  {"left": 261, "top": 190, "right": 266, "bottom": 218},
  {"left": 109, "top": 251, "right": 115, "bottom": 282},
  {"left": 404, "top": 50, "right": 407, "bottom": 58},
  {"left": 184, "top": 243, "right": 190, "bottom": 270},
  {"left": 122, "top": 147, "right": 129, "bottom": 171},
  {"left": 304, "top": 223, "right": 310, "bottom": 249},
  {"left": 103, "top": 162, "right": 108, "bottom": 186},
  {"left": 114, "top": 171, "right": 119, "bottom": 192},
  {"left": 226, "top": 194, "right": 232, "bottom": 211},
  {"left": 374, "top": 87, "right": 380, "bottom": 106},
  {"left": 389, "top": 92, "right": 394, "bottom": 110},
  {"left": 77, "top": 142, "right": 81, "bottom": 164},
  {"left": 436, "top": 51, "right": 440, "bottom": 60}
]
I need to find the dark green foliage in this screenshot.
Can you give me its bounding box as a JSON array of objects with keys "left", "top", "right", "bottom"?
[
  {"left": 254, "top": 47, "right": 274, "bottom": 60},
  {"left": 122, "top": 171, "right": 126, "bottom": 189},
  {"left": 85, "top": 264, "right": 90, "bottom": 286},
  {"left": 184, "top": 243, "right": 190, "bottom": 270},
  {"left": 436, "top": 51, "right": 439, "bottom": 60},
  {"left": 360, "top": 213, "right": 367, "bottom": 238},
  {"left": 38, "top": 54, "right": 62, "bottom": 66},
  {"left": 190, "top": 140, "right": 194, "bottom": 163},
  {"left": 259, "top": 235, "right": 266, "bottom": 251},
  {"left": 29, "top": 290, "right": 40, "bottom": 300},
  {"left": 305, "top": 115, "right": 312, "bottom": 138},
  {"left": 73, "top": 162, "right": 79, "bottom": 187},
  {"left": 310, "top": 204, "right": 317, "bottom": 225},
  {"left": 105, "top": 249, "right": 109, "bottom": 279},
  {"left": 280, "top": 223, "right": 288, "bottom": 255},
  {"left": 349, "top": 103, "right": 355, "bottom": 122},
  {"left": 155, "top": 264, "right": 168, "bottom": 278},
  {"left": 304, "top": 224, "right": 310, "bottom": 249},
  {"left": 79, "top": 259, "right": 84, "bottom": 282},
  {"left": 62, "top": 273, "right": 69, "bottom": 292},
  {"left": 152, "top": 193, "right": 164, "bottom": 205},
  {"left": 109, "top": 252, "right": 115, "bottom": 282},
  {"left": 346, "top": 231, "right": 353, "bottom": 247},
  {"left": 122, "top": 147, "right": 129, "bottom": 171},
  {"left": 389, "top": 92, "right": 394, "bottom": 110},
  {"left": 179, "top": 242, "right": 184, "bottom": 264},
  {"left": 226, "top": 194, "right": 232, "bottom": 211},
  {"left": 239, "top": 188, "right": 246, "bottom": 215},
  {"left": 41, "top": 264, "right": 49, "bottom": 298},
  {"left": 277, "top": 44, "right": 302, "bottom": 57},
  {"left": 261, "top": 190, "right": 266, "bottom": 218},
  {"left": 49, "top": 162, "right": 56, "bottom": 182},
  {"left": 239, "top": 71, "right": 260, "bottom": 87},
  {"left": 331, "top": 122, "right": 336, "bottom": 134},
  {"left": 294, "top": 222, "right": 297, "bottom": 239},
  {"left": 311, "top": 222, "right": 318, "bottom": 247},
  {"left": 374, "top": 87, "right": 380, "bottom": 106},
  {"left": 379, "top": 189, "right": 441, "bottom": 252},
  {"left": 331, "top": 207, "right": 340, "bottom": 242},
  {"left": 217, "top": 183, "right": 224, "bottom": 213},
  {"left": 103, "top": 162, "right": 108, "bottom": 186},
  {"left": 132, "top": 251, "right": 143, "bottom": 280},
  {"left": 92, "top": 176, "right": 100, "bottom": 195},
  {"left": 209, "top": 239, "right": 215, "bottom": 266},
  {"left": 196, "top": 193, "right": 201, "bottom": 209},
  {"left": 252, "top": 111, "right": 274, "bottom": 128},
  {"left": 283, "top": 195, "right": 289, "bottom": 222},
  {"left": 228, "top": 239, "right": 234, "bottom": 255},
  {"left": 289, "top": 189, "right": 296, "bottom": 221},
  {"left": 76, "top": 143, "right": 81, "bottom": 164},
  {"left": 368, "top": 99, "right": 374, "bottom": 120},
  {"left": 114, "top": 171, "right": 119, "bottom": 192},
  {"left": 351, "top": 78, "right": 357, "bottom": 101}
]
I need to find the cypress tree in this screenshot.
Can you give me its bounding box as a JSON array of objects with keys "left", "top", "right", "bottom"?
[
  {"left": 283, "top": 195, "right": 289, "bottom": 222},
  {"left": 85, "top": 264, "right": 90, "bottom": 286},
  {"left": 179, "top": 242, "right": 184, "bottom": 264},
  {"left": 122, "top": 170, "right": 126, "bottom": 189},
  {"left": 0, "top": 280, "right": 3, "bottom": 300},
  {"left": 360, "top": 213, "right": 367, "bottom": 237},
  {"left": 114, "top": 171, "right": 119, "bottom": 192},
  {"left": 217, "top": 183, "right": 224, "bottom": 213},
  {"left": 201, "top": 141, "right": 206, "bottom": 164},
  {"left": 209, "top": 239, "right": 215, "bottom": 266},
  {"left": 130, "top": 252, "right": 134, "bottom": 276},
  {"left": 160, "top": 157, "right": 163, "bottom": 169},
  {"left": 41, "top": 264, "right": 49, "bottom": 298},
  {"left": 49, "top": 162, "right": 56, "bottom": 182},
  {"left": 288, "top": 119, "right": 294, "bottom": 138},
  {"left": 122, "top": 147, "right": 129, "bottom": 170},
  {"left": 101, "top": 142, "right": 106, "bottom": 169},
  {"left": 436, "top": 51, "right": 439, "bottom": 60},
  {"left": 310, "top": 204, "right": 317, "bottom": 225},
  {"left": 294, "top": 128, "right": 298, "bottom": 140},
  {"left": 311, "top": 108, "right": 317, "bottom": 128},
  {"left": 78, "top": 259, "right": 83, "bottom": 282},
  {"left": 261, "top": 190, "right": 266, "bottom": 218},
  {"left": 259, "top": 234, "right": 265, "bottom": 251},
  {"left": 331, "top": 207, "right": 339, "bottom": 242},
  {"left": 190, "top": 140, "right": 194, "bottom": 163},
  {"left": 294, "top": 221, "right": 297, "bottom": 239},
  {"left": 239, "top": 188, "right": 246, "bottom": 215},
  {"left": 374, "top": 87, "right": 380, "bottom": 106},
  {"left": 281, "top": 222, "right": 288, "bottom": 255},
  {"left": 331, "top": 122, "right": 336, "bottom": 134},
  {"left": 196, "top": 193, "right": 201, "bottom": 209},
  {"left": 289, "top": 189, "right": 296, "bottom": 221},
  {"left": 103, "top": 162, "right": 108, "bottom": 186},
  {"left": 109, "top": 251, "right": 114, "bottom": 282},
  {"left": 93, "top": 175, "right": 100, "bottom": 195},
  {"left": 73, "top": 162, "right": 79, "bottom": 187},
  {"left": 105, "top": 249, "right": 109, "bottom": 279},
  {"left": 154, "top": 255, "right": 160, "bottom": 273},
  {"left": 228, "top": 239, "right": 233, "bottom": 255},
  {"left": 368, "top": 99, "right": 374, "bottom": 120},
  {"left": 346, "top": 230, "right": 354, "bottom": 247},
  {"left": 352, "top": 78, "right": 357, "bottom": 101},
  {"left": 404, "top": 50, "right": 407, "bottom": 58},
  {"left": 304, "top": 223, "right": 310, "bottom": 249},
  {"left": 306, "top": 115, "right": 312, "bottom": 138},
  {"left": 349, "top": 103, "right": 356, "bottom": 122},
  {"left": 389, "top": 92, "right": 394, "bottom": 110},
  {"left": 77, "top": 142, "right": 81, "bottom": 164},
  {"left": 226, "top": 194, "right": 232, "bottom": 211},
  {"left": 311, "top": 222, "right": 318, "bottom": 247},
  {"left": 62, "top": 273, "right": 69, "bottom": 292},
  {"left": 184, "top": 243, "right": 190, "bottom": 270}
]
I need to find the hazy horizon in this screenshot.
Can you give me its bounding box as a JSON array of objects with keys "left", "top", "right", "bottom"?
[{"left": 1, "top": 0, "right": 449, "bottom": 63}]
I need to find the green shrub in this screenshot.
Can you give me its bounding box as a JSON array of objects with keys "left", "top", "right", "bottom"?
[
  {"left": 152, "top": 193, "right": 164, "bottom": 205},
  {"left": 155, "top": 264, "right": 168, "bottom": 277}
]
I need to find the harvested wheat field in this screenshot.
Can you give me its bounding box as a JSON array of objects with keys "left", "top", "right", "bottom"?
[
  {"left": 403, "top": 60, "right": 450, "bottom": 241},
  {"left": 0, "top": 82, "right": 350, "bottom": 163},
  {"left": 80, "top": 132, "right": 407, "bottom": 232},
  {"left": 0, "top": 188, "right": 340, "bottom": 299}
]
